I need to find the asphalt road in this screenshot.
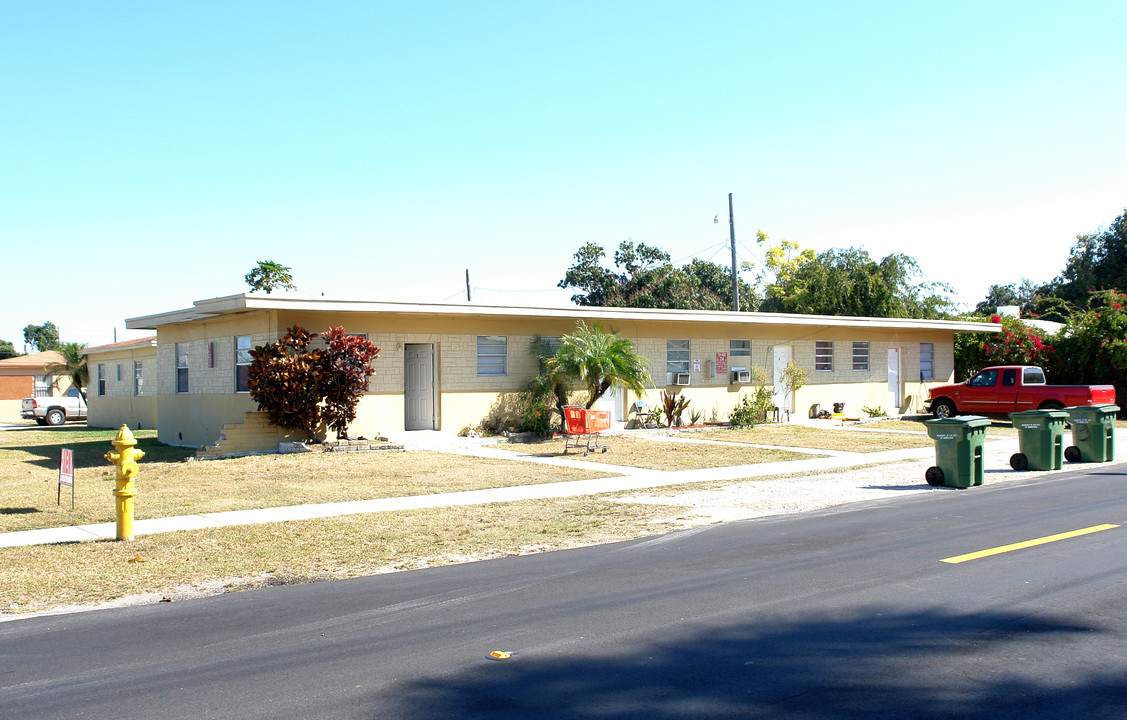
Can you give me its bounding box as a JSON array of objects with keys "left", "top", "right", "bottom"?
[{"left": 3, "top": 465, "right": 1126, "bottom": 719}]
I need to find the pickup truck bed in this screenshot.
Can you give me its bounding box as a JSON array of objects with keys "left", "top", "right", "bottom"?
[
  {"left": 925, "top": 365, "right": 1115, "bottom": 418},
  {"left": 20, "top": 388, "right": 88, "bottom": 426}
]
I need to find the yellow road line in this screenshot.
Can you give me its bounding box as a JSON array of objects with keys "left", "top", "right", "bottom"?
[{"left": 941, "top": 524, "right": 1120, "bottom": 564}]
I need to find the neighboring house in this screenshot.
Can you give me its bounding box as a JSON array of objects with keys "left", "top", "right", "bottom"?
[
  {"left": 81, "top": 337, "right": 159, "bottom": 430},
  {"left": 119, "top": 294, "right": 1000, "bottom": 448},
  {"left": 0, "top": 350, "right": 70, "bottom": 423}
]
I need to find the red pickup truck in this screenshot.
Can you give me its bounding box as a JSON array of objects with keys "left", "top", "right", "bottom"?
[{"left": 925, "top": 365, "right": 1116, "bottom": 418}]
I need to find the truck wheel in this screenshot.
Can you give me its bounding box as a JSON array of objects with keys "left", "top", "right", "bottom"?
[
  {"left": 1039, "top": 400, "right": 1065, "bottom": 410},
  {"left": 1009, "top": 453, "right": 1029, "bottom": 471},
  {"left": 931, "top": 399, "right": 956, "bottom": 419},
  {"left": 925, "top": 466, "right": 945, "bottom": 486},
  {"left": 45, "top": 408, "right": 66, "bottom": 426},
  {"left": 1064, "top": 446, "right": 1082, "bottom": 463}
]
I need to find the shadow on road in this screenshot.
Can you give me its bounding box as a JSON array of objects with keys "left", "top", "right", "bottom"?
[{"left": 375, "top": 606, "right": 1126, "bottom": 719}]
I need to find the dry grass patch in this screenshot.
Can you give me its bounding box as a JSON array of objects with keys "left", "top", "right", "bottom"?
[
  {"left": 686, "top": 425, "right": 933, "bottom": 452},
  {"left": 494, "top": 435, "right": 815, "bottom": 470},
  {"left": 0, "top": 497, "right": 682, "bottom": 614},
  {"left": 0, "top": 428, "right": 618, "bottom": 533}
]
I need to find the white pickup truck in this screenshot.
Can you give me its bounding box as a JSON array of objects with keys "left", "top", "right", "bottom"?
[{"left": 21, "top": 388, "right": 88, "bottom": 426}]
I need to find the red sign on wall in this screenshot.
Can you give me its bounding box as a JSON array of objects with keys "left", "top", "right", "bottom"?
[{"left": 716, "top": 352, "right": 728, "bottom": 374}]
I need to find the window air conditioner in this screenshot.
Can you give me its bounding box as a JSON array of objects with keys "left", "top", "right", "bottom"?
[
  {"left": 673, "top": 373, "right": 691, "bottom": 386},
  {"left": 732, "top": 370, "right": 751, "bottom": 384}
]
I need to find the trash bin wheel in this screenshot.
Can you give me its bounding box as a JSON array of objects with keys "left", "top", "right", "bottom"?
[
  {"left": 925, "top": 466, "right": 945, "bottom": 486},
  {"left": 1009, "top": 453, "right": 1029, "bottom": 471},
  {"left": 1064, "top": 445, "right": 1082, "bottom": 463}
]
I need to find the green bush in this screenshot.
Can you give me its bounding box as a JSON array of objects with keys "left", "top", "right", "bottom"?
[
  {"left": 516, "top": 398, "right": 554, "bottom": 436},
  {"left": 728, "top": 395, "right": 759, "bottom": 427}
]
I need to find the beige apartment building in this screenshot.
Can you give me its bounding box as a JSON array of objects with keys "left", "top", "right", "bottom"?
[
  {"left": 80, "top": 294, "right": 999, "bottom": 449},
  {"left": 80, "top": 337, "right": 159, "bottom": 430}
]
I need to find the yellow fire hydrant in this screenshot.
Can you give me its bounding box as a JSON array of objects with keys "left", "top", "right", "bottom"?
[{"left": 105, "top": 425, "right": 145, "bottom": 541}]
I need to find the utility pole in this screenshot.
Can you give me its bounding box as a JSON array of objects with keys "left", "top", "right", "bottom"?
[
  {"left": 728, "top": 193, "right": 739, "bottom": 312},
  {"left": 465, "top": 269, "right": 472, "bottom": 302}
]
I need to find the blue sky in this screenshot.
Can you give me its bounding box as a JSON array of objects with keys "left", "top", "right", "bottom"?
[{"left": 3, "top": 1, "right": 1125, "bottom": 348}]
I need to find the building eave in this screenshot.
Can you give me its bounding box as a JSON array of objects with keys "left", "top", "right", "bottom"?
[{"left": 125, "top": 293, "right": 1001, "bottom": 334}]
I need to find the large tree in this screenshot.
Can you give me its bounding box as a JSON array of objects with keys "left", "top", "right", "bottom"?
[
  {"left": 245, "top": 260, "right": 297, "bottom": 294},
  {"left": 559, "top": 240, "right": 756, "bottom": 311},
  {"left": 1045, "top": 207, "right": 1127, "bottom": 311},
  {"left": 44, "top": 342, "right": 89, "bottom": 400},
  {"left": 972, "top": 280, "right": 1069, "bottom": 322},
  {"left": 760, "top": 247, "right": 953, "bottom": 318},
  {"left": 23, "top": 322, "right": 60, "bottom": 352},
  {"left": 0, "top": 339, "right": 18, "bottom": 359}
]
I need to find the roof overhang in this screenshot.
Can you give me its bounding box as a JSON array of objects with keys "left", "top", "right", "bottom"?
[
  {"left": 126, "top": 293, "right": 1001, "bottom": 334},
  {"left": 81, "top": 336, "right": 159, "bottom": 356}
]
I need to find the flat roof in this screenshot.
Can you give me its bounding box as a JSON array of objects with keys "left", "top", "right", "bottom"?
[
  {"left": 81, "top": 336, "right": 158, "bottom": 356},
  {"left": 126, "top": 293, "right": 1000, "bottom": 334}
]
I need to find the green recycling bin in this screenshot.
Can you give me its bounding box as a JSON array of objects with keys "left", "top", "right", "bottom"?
[
  {"left": 1008, "top": 409, "right": 1068, "bottom": 471},
  {"left": 1064, "top": 404, "right": 1119, "bottom": 463},
  {"left": 924, "top": 415, "right": 991, "bottom": 488}
]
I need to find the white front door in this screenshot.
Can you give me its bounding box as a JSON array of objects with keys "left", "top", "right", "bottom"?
[
  {"left": 772, "top": 346, "right": 792, "bottom": 415},
  {"left": 404, "top": 344, "right": 436, "bottom": 430},
  {"left": 887, "top": 347, "right": 901, "bottom": 411},
  {"left": 596, "top": 384, "right": 626, "bottom": 423}
]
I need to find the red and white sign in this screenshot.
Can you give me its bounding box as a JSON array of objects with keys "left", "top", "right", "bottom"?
[
  {"left": 59, "top": 448, "right": 74, "bottom": 486},
  {"left": 716, "top": 352, "right": 728, "bottom": 374}
]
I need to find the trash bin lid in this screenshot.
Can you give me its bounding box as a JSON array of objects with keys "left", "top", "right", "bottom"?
[
  {"left": 1065, "top": 404, "right": 1120, "bottom": 417},
  {"left": 925, "top": 415, "right": 991, "bottom": 428},
  {"left": 1010, "top": 409, "right": 1069, "bottom": 421}
]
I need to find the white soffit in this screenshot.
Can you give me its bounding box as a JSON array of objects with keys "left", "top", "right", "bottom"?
[{"left": 126, "top": 293, "right": 1001, "bottom": 334}]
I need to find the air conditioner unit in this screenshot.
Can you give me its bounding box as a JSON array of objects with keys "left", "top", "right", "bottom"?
[
  {"left": 673, "top": 373, "right": 691, "bottom": 386},
  {"left": 732, "top": 370, "right": 751, "bottom": 384}
]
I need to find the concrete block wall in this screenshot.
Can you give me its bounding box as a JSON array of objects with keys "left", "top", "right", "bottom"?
[
  {"left": 158, "top": 333, "right": 276, "bottom": 397},
  {"left": 196, "top": 411, "right": 304, "bottom": 459},
  {"left": 94, "top": 359, "right": 147, "bottom": 398}
]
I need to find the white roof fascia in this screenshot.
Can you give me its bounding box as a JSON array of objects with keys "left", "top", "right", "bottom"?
[
  {"left": 81, "top": 338, "right": 159, "bottom": 356},
  {"left": 126, "top": 294, "right": 1000, "bottom": 334}
]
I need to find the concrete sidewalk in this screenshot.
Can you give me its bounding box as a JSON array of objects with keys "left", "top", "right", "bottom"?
[{"left": 1, "top": 429, "right": 1115, "bottom": 549}]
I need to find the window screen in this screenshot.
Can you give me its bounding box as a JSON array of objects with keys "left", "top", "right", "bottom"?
[
  {"left": 852, "top": 342, "right": 869, "bottom": 371},
  {"left": 667, "top": 339, "right": 690, "bottom": 374},
  {"left": 235, "top": 336, "right": 252, "bottom": 392},
  {"left": 920, "top": 343, "right": 934, "bottom": 380},
  {"left": 176, "top": 343, "right": 189, "bottom": 393},
  {"left": 815, "top": 341, "right": 833, "bottom": 371},
  {"left": 477, "top": 336, "right": 507, "bottom": 376}
]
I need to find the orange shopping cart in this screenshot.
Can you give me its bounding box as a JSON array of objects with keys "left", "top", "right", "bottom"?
[{"left": 562, "top": 405, "right": 612, "bottom": 456}]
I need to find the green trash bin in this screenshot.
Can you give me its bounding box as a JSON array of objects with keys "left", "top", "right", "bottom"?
[
  {"left": 1064, "top": 404, "right": 1119, "bottom": 463},
  {"left": 1008, "top": 409, "right": 1068, "bottom": 471},
  {"left": 924, "top": 416, "right": 991, "bottom": 488}
]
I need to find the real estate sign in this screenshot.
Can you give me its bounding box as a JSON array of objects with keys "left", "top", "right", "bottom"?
[{"left": 58, "top": 447, "right": 74, "bottom": 509}]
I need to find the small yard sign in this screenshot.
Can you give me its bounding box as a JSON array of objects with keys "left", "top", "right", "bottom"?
[{"left": 58, "top": 447, "right": 74, "bottom": 509}]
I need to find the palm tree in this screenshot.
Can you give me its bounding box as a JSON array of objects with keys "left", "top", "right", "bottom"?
[
  {"left": 45, "top": 342, "right": 89, "bottom": 400},
  {"left": 540, "top": 322, "right": 652, "bottom": 429}
]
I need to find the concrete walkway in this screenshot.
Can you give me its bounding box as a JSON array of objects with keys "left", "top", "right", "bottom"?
[{"left": 2, "top": 426, "right": 1118, "bottom": 549}]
